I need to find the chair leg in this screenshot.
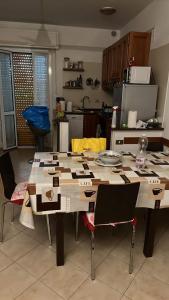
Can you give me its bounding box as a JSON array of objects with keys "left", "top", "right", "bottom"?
[
  {"left": 129, "top": 224, "right": 136, "bottom": 274},
  {"left": 11, "top": 203, "right": 15, "bottom": 223},
  {"left": 0, "top": 203, "right": 6, "bottom": 242},
  {"left": 91, "top": 231, "right": 95, "bottom": 280},
  {"left": 46, "top": 215, "right": 52, "bottom": 246},
  {"left": 75, "top": 212, "right": 79, "bottom": 241}
]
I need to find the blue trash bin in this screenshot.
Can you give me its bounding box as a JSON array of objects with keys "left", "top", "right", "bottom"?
[{"left": 22, "top": 106, "right": 50, "bottom": 152}]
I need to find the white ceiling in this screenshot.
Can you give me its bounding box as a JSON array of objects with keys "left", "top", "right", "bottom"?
[{"left": 0, "top": 0, "right": 153, "bottom": 29}]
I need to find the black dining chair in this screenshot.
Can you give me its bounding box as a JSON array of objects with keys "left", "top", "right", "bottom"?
[
  {"left": 83, "top": 182, "right": 140, "bottom": 280},
  {"left": 147, "top": 141, "right": 163, "bottom": 152},
  {"left": 0, "top": 152, "right": 52, "bottom": 244}
]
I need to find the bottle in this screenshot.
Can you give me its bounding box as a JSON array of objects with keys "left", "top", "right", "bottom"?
[
  {"left": 135, "top": 134, "right": 148, "bottom": 169},
  {"left": 79, "top": 75, "right": 82, "bottom": 87},
  {"left": 111, "top": 106, "right": 118, "bottom": 128},
  {"left": 64, "top": 57, "right": 70, "bottom": 69}
]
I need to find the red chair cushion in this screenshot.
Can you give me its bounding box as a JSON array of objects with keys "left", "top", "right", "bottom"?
[
  {"left": 11, "top": 182, "right": 27, "bottom": 205},
  {"left": 83, "top": 212, "right": 136, "bottom": 232}
]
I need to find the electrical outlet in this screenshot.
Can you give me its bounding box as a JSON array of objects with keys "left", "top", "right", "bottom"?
[{"left": 116, "top": 139, "right": 124, "bottom": 145}]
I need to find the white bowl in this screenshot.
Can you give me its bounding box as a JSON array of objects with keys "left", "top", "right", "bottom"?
[{"left": 99, "top": 151, "right": 121, "bottom": 165}]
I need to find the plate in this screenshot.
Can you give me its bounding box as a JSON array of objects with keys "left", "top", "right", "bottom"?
[{"left": 95, "top": 159, "right": 122, "bottom": 167}]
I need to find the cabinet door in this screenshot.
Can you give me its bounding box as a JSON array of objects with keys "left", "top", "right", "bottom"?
[
  {"left": 128, "top": 32, "right": 151, "bottom": 66},
  {"left": 111, "top": 42, "right": 123, "bottom": 81},
  {"left": 102, "top": 48, "right": 109, "bottom": 89},
  {"left": 121, "top": 36, "right": 129, "bottom": 80},
  {"left": 83, "top": 114, "right": 98, "bottom": 138}
]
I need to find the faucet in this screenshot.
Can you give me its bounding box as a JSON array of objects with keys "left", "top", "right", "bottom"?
[{"left": 81, "top": 96, "right": 90, "bottom": 109}]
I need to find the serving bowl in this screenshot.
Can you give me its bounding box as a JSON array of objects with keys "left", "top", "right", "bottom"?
[{"left": 98, "top": 150, "right": 122, "bottom": 165}]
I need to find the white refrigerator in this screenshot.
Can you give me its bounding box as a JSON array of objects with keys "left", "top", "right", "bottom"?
[{"left": 112, "top": 84, "right": 158, "bottom": 127}]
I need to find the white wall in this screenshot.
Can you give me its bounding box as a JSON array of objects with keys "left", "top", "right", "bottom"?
[
  {"left": 0, "top": 21, "right": 120, "bottom": 49},
  {"left": 163, "top": 73, "right": 169, "bottom": 139},
  {"left": 121, "top": 0, "right": 169, "bottom": 50}
]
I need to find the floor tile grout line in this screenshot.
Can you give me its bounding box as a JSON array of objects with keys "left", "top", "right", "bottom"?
[
  {"left": 14, "top": 278, "right": 65, "bottom": 300},
  {"left": 0, "top": 260, "right": 15, "bottom": 274},
  {"left": 94, "top": 249, "right": 145, "bottom": 296},
  {"left": 38, "top": 261, "right": 89, "bottom": 299},
  {"left": 137, "top": 258, "right": 169, "bottom": 287},
  {"left": 13, "top": 277, "right": 40, "bottom": 300},
  {"left": 67, "top": 277, "right": 90, "bottom": 300},
  {"left": 66, "top": 276, "right": 90, "bottom": 300},
  {"left": 0, "top": 238, "right": 40, "bottom": 264},
  {"left": 14, "top": 261, "right": 65, "bottom": 299},
  {"left": 39, "top": 268, "right": 86, "bottom": 300},
  {"left": 121, "top": 255, "right": 147, "bottom": 297}
]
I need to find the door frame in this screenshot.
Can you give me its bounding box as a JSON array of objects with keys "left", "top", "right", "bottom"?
[{"left": 0, "top": 49, "right": 17, "bottom": 149}]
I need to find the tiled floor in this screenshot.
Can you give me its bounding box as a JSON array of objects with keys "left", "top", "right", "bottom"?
[{"left": 0, "top": 148, "right": 169, "bottom": 299}]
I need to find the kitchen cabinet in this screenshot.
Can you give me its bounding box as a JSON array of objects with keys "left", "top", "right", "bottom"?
[
  {"left": 83, "top": 114, "right": 99, "bottom": 138},
  {"left": 102, "top": 31, "right": 151, "bottom": 89},
  {"left": 102, "top": 48, "right": 109, "bottom": 89}
]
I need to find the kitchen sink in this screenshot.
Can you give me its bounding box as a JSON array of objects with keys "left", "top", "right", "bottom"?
[{"left": 73, "top": 108, "right": 100, "bottom": 113}]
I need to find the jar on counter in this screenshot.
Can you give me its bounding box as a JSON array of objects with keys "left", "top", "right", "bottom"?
[
  {"left": 64, "top": 57, "right": 70, "bottom": 69},
  {"left": 78, "top": 61, "right": 83, "bottom": 69}
]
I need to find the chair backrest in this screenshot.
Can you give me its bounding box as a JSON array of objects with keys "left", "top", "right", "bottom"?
[
  {"left": 71, "top": 138, "right": 106, "bottom": 153},
  {"left": 0, "top": 152, "right": 16, "bottom": 199},
  {"left": 94, "top": 182, "right": 140, "bottom": 225},
  {"left": 147, "top": 141, "right": 163, "bottom": 152}
]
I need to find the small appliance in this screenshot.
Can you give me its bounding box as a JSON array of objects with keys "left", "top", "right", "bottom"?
[{"left": 126, "top": 66, "right": 151, "bottom": 84}]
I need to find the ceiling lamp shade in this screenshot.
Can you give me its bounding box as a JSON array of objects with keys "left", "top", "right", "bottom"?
[{"left": 100, "top": 6, "right": 116, "bottom": 15}]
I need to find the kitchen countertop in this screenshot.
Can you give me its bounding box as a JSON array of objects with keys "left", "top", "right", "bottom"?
[
  {"left": 65, "top": 109, "right": 102, "bottom": 115},
  {"left": 111, "top": 127, "right": 164, "bottom": 131}
]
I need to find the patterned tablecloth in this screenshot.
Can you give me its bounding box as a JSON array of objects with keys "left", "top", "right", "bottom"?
[{"left": 20, "top": 151, "right": 169, "bottom": 229}]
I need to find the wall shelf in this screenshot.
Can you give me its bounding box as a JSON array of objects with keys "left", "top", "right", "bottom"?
[
  {"left": 63, "top": 86, "right": 83, "bottom": 89},
  {"left": 63, "top": 68, "right": 84, "bottom": 72}
]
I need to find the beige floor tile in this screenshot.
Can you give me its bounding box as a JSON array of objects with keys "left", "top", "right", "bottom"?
[
  {"left": 0, "top": 220, "right": 21, "bottom": 242},
  {"left": 17, "top": 244, "right": 56, "bottom": 279},
  {"left": 126, "top": 270, "right": 169, "bottom": 300},
  {"left": 23, "top": 216, "right": 52, "bottom": 244},
  {"left": 69, "top": 278, "right": 122, "bottom": 300},
  {"left": 154, "top": 230, "right": 169, "bottom": 258},
  {"left": 0, "top": 232, "right": 39, "bottom": 261},
  {"left": 67, "top": 241, "right": 104, "bottom": 273},
  {"left": 0, "top": 250, "right": 13, "bottom": 271},
  {"left": 96, "top": 255, "right": 134, "bottom": 294},
  {"left": 0, "top": 263, "right": 35, "bottom": 300},
  {"left": 121, "top": 296, "right": 131, "bottom": 300},
  {"left": 141, "top": 255, "right": 169, "bottom": 284},
  {"left": 67, "top": 231, "right": 121, "bottom": 273},
  {"left": 16, "top": 281, "right": 62, "bottom": 300},
  {"left": 109, "top": 237, "right": 145, "bottom": 272},
  {"left": 40, "top": 261, "right": 88, "bottom": 299}
]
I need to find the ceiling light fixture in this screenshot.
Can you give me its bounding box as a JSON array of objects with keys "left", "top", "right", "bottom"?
[{"left": 100, "top": 6, "right": 116, "bottom": 15}]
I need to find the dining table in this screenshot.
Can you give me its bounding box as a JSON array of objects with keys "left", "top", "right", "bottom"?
[{"left": 20, "top": 150, "right": 169, "bottom": 266}]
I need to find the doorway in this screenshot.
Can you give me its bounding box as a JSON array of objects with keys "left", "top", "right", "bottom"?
[{"left": 0, "top": 50, "right": 49, "bottom": 149}]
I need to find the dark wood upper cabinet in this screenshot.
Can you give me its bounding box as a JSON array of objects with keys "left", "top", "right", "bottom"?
[
  {"left": 102, "top": 31, "right": 151, "bottom": 89},
  {"left": 128, "top": 32, "right": 151, "bottom": 66}
]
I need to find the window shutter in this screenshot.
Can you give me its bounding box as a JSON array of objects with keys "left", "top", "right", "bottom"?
[{"left": 33, "top": 53, "right": 49, "bottom": 106}]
